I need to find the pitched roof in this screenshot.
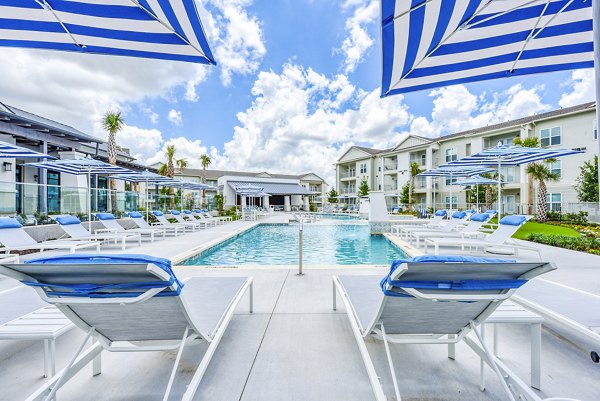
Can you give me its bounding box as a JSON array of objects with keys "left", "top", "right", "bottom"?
[
  {"left": 175, "top": 168, "right": 325, "bottom": 182},
  {"left": 353, "top": 145, "right": 386, "bottom": 155},
  {"left": 439, "top": 101, "right": 596, "bottom": 141}
]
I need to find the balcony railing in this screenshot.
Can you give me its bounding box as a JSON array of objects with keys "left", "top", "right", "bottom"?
[
  {"left": 384, "top": 185, "right": 398, "bottom": 191},
  {"left": 384, "top": 164, "right": 398, "bottom": 171},
  {"left": 339, "top": 171, "right": 356, "bottom": 179}
]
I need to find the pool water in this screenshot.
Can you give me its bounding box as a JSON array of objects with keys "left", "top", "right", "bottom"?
[{"left": 182, "top": 223, "right": 406, "bottom": 266}]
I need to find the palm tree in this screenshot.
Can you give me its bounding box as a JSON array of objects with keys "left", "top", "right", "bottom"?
[
  {"left": 176, "top": 158, "right": 188, "bottom": 172},
  {"left": 526, "top": 163, "right": 559, "bottom": 221},
  {"left": 102, "top": 111, "right": 124, "bottom": 212},
  {"left": 408, "top": 161, "right": 423, "bottom": 212},
  {"left": 200, "top": 154, "right": 212, "bottom": 208},
  {"left": 513, "top": 136, "right": 540, "bottom": 214}
]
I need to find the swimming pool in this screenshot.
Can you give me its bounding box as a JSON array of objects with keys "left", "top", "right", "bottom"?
[{"left": 182, "top": 223, "right": 406, "bottom": 266}]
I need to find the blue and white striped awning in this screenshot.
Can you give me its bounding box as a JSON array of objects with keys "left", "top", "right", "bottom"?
[
  {"left": 381, "top": 0, "right": 594, "bottom": 96},
  {"left": 113, "top": 169, "right": 175, "bottom": 184},
  {"left": 24, "top": 157, "right": 135, "bottom": 175},
  {"left": 0, "top": 0, "right": 215, "bottom": 64},
  {"left": 417, "top": 166, "right": 495, "bottom": 177},
  {"left": 0, "top": 141, "right": 54, "bottom": 159},
  {"left": 451, "top": 175, "right": 502, "bottom": 186},
  {"left": 446, "top": 144, "right": 583, "bottom": 167}
]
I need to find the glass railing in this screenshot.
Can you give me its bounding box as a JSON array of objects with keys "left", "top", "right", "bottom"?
[{"left": 1, "top": 181, "right": 208, "bottom": 224}]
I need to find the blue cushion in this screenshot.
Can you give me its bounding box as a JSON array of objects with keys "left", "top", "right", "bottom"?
[
  {"left": 201, "top": 209, "right": 208, "bottom": 213},
  {"left": 434, "top": 210, "right": 447, "bottom": 217},
  {"left": 467, "top": 209, "right": 476, "bottom": 213},
  {"left": 193, "top": 209, "right": 201, "bottom": 213},
  {"left": 499, "top": 215, "right": 527, "bottom": 226},
  {"left": 55, "top": 215, "right": 81, "bottom": 225},
  {"left": 128, "top": 212, "right": 143, "bottom": 218},
  {"left": 95, "top": 213, "right": 115, "bottom": 220},
  {"left": 152, "top": 211, "right": 163, "bottom": 217},
  {"left": 25, "top": 254, "right": 183, "bottom": 298},
  {"left": 484, "top": 210, "right": 497, "bottom": 215},
  {"left": 0, "top": 217, "right": 22, "bottom": 229},
  {"left": 381, "top": 255, "right": 517, "bottom": 294},
  {"left": 183, "top": 210, "right": 192, "bottom": 214},
  {"left": 451, "top": 211, "right": 467, "bottom": 219},
  {"left": 470, "top": 213, "right": 490, "bottom": 222},
  {"left": 169, "top": 210, "right": 180, "bottom": 215}
]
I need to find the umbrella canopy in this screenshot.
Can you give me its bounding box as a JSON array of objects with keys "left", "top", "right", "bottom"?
[
  {"left": 0, "top": 0, "right": 215, "bottom": 64},
  {"left": 24, "top": 158, "right": 136, "bottom": 228},
  {"left": 234, "top": 184, "right": 264, "bottom": 195},
  {"left": 380, "top": 0, "right": 594, "bottom": 96},
  {"left": 417, "top": 166, "right": 495, "bottom": 177},
  {"left": 451, "top": 175, "right": 502, "bottom": 186},
  {"left": 0, "top": 141, "right": 55, "bottom": 159},
  {"left": 447, "top": 144, "right": 583, "bottom": 218}
]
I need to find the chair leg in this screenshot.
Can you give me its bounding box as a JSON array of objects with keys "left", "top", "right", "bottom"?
[
  {"left": 163, "top": 327, "right": 189, "bottom": 401},
  {"left": 381, "top": 324, "right": 401, "bottom": 401}
]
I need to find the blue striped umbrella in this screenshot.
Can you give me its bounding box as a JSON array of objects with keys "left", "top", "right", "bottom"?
[
  {"left": 0, "top": 0, "right": 215, "bottom": 64},
  {"left": 0, "top": 140, "right": 55, "bottom": 158},
  {"left": 418, "top": 166, "right": 494, "bottom": 210},
  {"left": 380, "top": 0, "right": 594, "bottom": 96},
  {"left": 447, "top": 144, "right": 583, "bottom": 218},
  {"left": 24, "top": 157, "right": 136, "bottom": 228}
]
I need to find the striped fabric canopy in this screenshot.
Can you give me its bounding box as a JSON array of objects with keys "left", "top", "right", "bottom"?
[
  {"left": 113, "top": 169, "right": 175, "bottom": 184},
  {"left": 24, "top": 157, "right": 134, "bottom": 175},
  {"left": 417, "top": 166, "right": 495, "bottom": 177},
  {"left": 0, "top": 141, "right": 54, "bottom": 158},
  {"left": 381, "top": 0, "right": 594, "bottom": 96},
  {"left": 0, "top": 0, "right": 215, "bottom": 64},
  {"left": 451, "top": 175, "right": 502, "bottom": 186},
  {"left": 446, "top": 144, "right": 583, "bottom": 166}
]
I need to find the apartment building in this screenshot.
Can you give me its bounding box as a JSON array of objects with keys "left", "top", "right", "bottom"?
[{"left": 335, "top": 102, "right": 597, "bottom": 214}]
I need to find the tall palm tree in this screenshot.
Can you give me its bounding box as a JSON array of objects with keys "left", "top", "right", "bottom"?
[
  {"left": 102, "top": 111, "right": 124, "bottom": 212},
  {"left": 176, "top": 158, "right": 188, "bottom": 172},
  {"left": 200, "top": 154, "right": 212, "bottom": 208},
  {"left": 408, "top": 161, "right": 423, "bottom": 212},
  {"left": 513, "top": 136, "right": 540, "bottom": 214},
  {"left": 526, "top": 163, "right": 559, "bottom": 221}
]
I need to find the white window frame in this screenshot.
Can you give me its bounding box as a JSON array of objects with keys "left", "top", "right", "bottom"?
[
  {"left": 445, "top": 176, "right": 458, "bottom": 186},
  {"left": 444, "top": 195, "right": 457, "bottom": 209},
  {"left": 359, "top": 163, "right": 367, "bottom": 174},
  {"left": 547, "top": 160, "right": 561, "bottom": 178},
  {"left": 445, "top": 148, "right": 457, "bottom": 162},
  {"left": 540, "top": 126, "right": 561, "bottom": 147},
  {"left": 546, "top": 193, "right": 562, "bottom": 212}
]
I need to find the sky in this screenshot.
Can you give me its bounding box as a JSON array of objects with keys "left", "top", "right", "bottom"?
[{"left": 0, "top": 0, "right": 596, "bottom": 187}]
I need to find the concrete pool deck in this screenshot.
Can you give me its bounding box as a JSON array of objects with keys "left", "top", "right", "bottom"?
[{"left": 1, "top": 214, "right": 600, "bottom": 400}]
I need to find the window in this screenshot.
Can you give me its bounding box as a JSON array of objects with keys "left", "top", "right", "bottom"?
[
  {"left": 359, "top": 163, "right": 367, "bottom": 174},
  {"left": 466, "top": 143, "right": 471, "bottom": 156},
  {"left": 445, "top": 177, "right": 458, "bottom": 185},
  {"left": 500, "top": 166, "right": 515, "bottom": 183},
  {"left": 547, "top": 160, "right": 561, "bottom": 178},
  {"left": 546, "top": 193, "right": 562, "bottom": 212},
  {"left": 594, "top": 119, "right": 598, "bottom": 140},
  {"left": 420, "top": 153, "right": 426, "bottom": 166},
  {"left": 445, "top": 148, "right": 457, "bottom": 162},
  {"left": 417, "top": 176, "right": 426, "bottom": 188},
  {"left": 47, "top": 172, "right": 61, "bottom": 213},
  {"left": 445, "top": 196, "right": 457, "bottom": 209},
  {"left": 540, "top": 127, "right": 561, "bottom": 146}
]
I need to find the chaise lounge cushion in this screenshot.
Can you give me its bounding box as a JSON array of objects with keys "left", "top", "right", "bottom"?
[
  {"left": 55, "top": 215, "right": 81, "bottom": 225},
  {"left": 470, "top": 213, "right": 490, "bottom": 222},
  {"left": 499, "top": 215, "right": 526, "bottom": 226},
  {"left": 96, "top": 213, "right": 116, "bottom": 220},
  {"left": 0, "top": 217, "right": 22, "bottom": 229},
  {"left": 128, "top": 212, "right": 143, "bottom": 218}
]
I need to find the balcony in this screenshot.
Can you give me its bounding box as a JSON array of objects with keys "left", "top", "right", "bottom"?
[
  {"left": 339, "top": 171, "right": 356, "bottom": 179},
  {"left": 384, "top": 185, "right": 398, "bottom": 191},
  {"left": 383, "top": 164, "right": 398, "bottom": 172}
]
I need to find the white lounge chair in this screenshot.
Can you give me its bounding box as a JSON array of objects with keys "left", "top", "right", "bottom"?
[
  {"left": 164, "top": 210, "right": 204, "bottom": 231},
  {"left": 391, "top": 209, "right": 447, "bottom": 237},
  {"left": 410, "top": 212, "right": 493, "bottom": 247},
  {"left": 423, "top": 215, "right": 540, "bottom": 258},
  {"left": 0, "top": 217, "right": 100, "bottom": 254},
  {"left": 332, "top": 255, "right": 557, "bottom": 401},
  {"left": 128, "top": 212, "right": 183, "bottom": 237},
  {"left": 95, "top": 213, "right": 166, "bottom": 242},
  {"left": 53, "top": 215, "right": 141, "bottom": 251},
  {"left": 194, "top": 209, "right": 232, "bottom": 223},
  {"left": 183, "top": 209, "right": 216, "bottom": 227},
  {"left": 151, "top": 210, "right": 194, "bottom": 232},
  {"left": 405, "top": 211, "right": 468, "bottom": 244},
  {"left": 0, "top": 254, "right": 254, "bottom": 401}
]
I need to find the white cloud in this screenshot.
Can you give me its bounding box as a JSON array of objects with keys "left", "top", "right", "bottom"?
[
  {"left": 117, "top": 125, "right": 164, "bottom": 161},
  {"left": 410, "top": 84, "right": 551, "bottom": 138},
  {"left": 559, "top": 69, "right": 595, "bottom": 108},
  {"left": 168, "top": 109, "right": 183, "bottom": 126},
  {"left": 338, "top": 0, "right": 378, "bottom": 73},
  {"left": 201, "top": 0, "right": 266, "bottom": 86},
  {"left": 146, "top": 137, "right": 210, "bottom": 169},
  {"left": 214, "top": 64, "right": 410, "bottom": 185},
  {"left": 139, "top": 104, "right": 159, "bottom": 124}
]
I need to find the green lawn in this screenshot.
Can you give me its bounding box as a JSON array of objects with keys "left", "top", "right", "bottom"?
[{"left": 512, "top": 221, "right": 580, "bottom": 240}]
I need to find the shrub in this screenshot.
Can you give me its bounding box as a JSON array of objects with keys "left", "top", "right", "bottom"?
[{"left": 528, "top": 233, "right": 600, "bottom": 253}]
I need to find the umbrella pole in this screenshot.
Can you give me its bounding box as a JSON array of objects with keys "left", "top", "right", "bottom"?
[
  {"left": 594, "top": 0, "right": 600, "bottom": 209},
  {"left": 476, "top": 184, "right": 479, "bottom": 211},
  {"left": 145, "top": 178, "right": 149, "bottom": 220},
  {"left": 497, "top": 159, "right": 502, "bottom": 221},
  {"left": 87, "top": 171, "right": 92, "bottom": 231}
]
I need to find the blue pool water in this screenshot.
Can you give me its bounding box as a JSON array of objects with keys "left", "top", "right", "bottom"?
[{"left": 182, "top": 223, "right": 406, "bottom": 266}]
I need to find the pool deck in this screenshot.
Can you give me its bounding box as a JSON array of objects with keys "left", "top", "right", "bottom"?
[{"left": 1, "top": 214, "right": 600, "bottom": 400}]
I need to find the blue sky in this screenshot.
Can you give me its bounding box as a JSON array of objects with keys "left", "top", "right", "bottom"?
[{"left": 0, "top": 0, "right": 595, "bottom": 185}]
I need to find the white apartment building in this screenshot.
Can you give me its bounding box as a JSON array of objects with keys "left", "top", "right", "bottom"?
[{"left": 335, "top": 102, "right": 597, "bottom": 214}]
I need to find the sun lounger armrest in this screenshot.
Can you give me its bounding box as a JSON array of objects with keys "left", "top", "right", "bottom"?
[
  {"left": 31, "top": 286, "right": 166, "bottom": 305},
  {"left": 401, "top": 287, "right": 517, "bottom": 302}
]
